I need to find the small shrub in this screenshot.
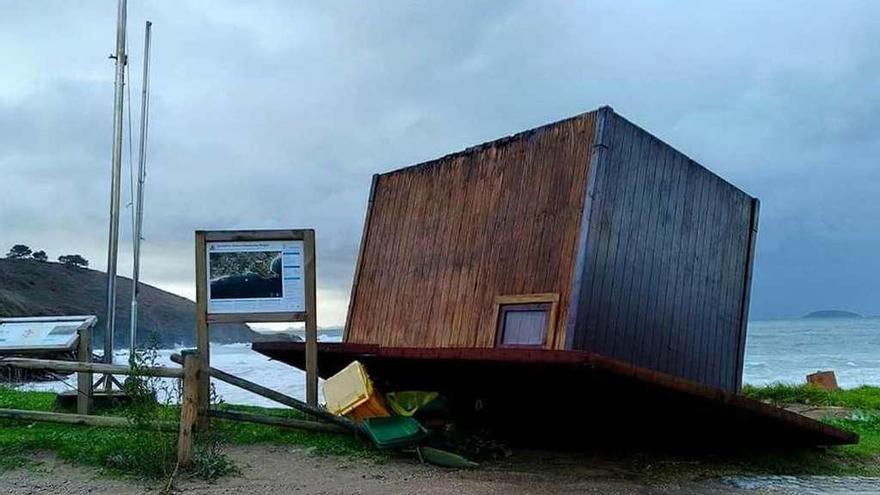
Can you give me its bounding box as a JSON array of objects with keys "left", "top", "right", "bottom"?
[
  {"left": 116, "top": 336, "right": 235, "bottom": 480},
  {"left": 192, "top": 438, "right": 239, "bottom": 480},
  {"left": 102, "top": 432, "right": 177, "bottom": 479}
]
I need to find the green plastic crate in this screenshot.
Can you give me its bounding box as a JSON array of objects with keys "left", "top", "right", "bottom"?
[{"left": 362, "top": 416, "right": 428, "bottom": 449}]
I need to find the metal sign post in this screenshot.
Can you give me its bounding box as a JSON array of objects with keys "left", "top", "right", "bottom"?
[{"left": 194, "top": 229, "right": 318, "bottom": 429}]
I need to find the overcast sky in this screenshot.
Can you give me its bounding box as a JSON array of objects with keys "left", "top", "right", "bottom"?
[{"left": 0, "top": 1, "right": 878, "bottom": 324}]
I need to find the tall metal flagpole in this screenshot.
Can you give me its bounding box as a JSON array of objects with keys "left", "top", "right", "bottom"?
[
  {"left": 103, "top": 0, "right": 127, "bottom": 384},
  {"left": 130, "top": 21, "right": 152, "bottom": 362}
]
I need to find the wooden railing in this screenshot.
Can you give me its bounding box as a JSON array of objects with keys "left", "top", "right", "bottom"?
[
  {"left": 0, "top": 350, "right": 358, "bottom": 468},
  {"left": 0, "top": 356, "right": 185, "bottom": 377},
  {"left": 168, "top": 352, "right": 361, "bottom": 434},
  {"left": 0, "top": 352, "right": 200, "bottom": 467}
]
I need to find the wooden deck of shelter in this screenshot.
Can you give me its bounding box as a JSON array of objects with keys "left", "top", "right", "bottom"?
[{"left": 253, "top": 341, "right": 857, "bottom": 447}]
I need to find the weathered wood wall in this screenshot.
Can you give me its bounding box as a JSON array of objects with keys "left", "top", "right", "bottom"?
[
  {"left": 570, "top": 112, "right": 758, "bottom": 391},
  {"left": 346, "top": 112, "right": 598, "bottom": 349}
]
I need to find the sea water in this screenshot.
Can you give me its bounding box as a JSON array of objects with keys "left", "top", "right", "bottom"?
[
  {"left": 745, "top": 318, "right": 880, "bottom": 388},
  {"left": 17, "top": 319, "right": 880, "bottom": 406},
  {"left": 16, "top": 333, "right": 345, "bottom": 407}
]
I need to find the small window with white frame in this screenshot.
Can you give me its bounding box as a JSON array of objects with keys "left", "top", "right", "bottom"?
[{"left": 493, "top": 293, "right": 559, "bottom": 349}]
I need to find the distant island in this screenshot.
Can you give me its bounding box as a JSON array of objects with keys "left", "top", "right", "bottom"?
[{"left": 803, "top": 310, "right": 862, "bottom": 319}]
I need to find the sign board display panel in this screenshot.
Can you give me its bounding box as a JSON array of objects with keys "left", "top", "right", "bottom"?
[
  {"left": 206, "top": 240, "right": 306, "bottom": 314},
  {"left": 0, "top": 316, "right": 95, "bottom": 352}
]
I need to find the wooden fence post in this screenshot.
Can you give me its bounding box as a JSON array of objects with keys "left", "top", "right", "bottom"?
[
  {"left": 178, "top": 350, "right": 199, "bottom": 468},
  {"left": 76, "top": 325, "right": 93, "bottom": 415},
  {"left": 304, "top": 229, "right": 319, "bottom": 406},
  {"left": 194, "top": 230, "right": 210, "bottom": 431}
]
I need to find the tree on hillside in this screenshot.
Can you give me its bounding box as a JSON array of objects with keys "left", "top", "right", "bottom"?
[
  {"left": 6, "top": 244, "right": 32, "bottom": 259},
  {"left": 58, "top": 254, "right": 88, "bottom": 268},
  {"left": 31, "top": 250, "right": 48, "bottom": 262}
]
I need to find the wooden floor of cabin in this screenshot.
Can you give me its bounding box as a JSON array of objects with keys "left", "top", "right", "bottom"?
[{"left": 252, "top": 342, "right": 856, "bottom": 448}]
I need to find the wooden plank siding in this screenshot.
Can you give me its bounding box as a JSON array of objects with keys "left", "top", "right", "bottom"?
[
  {"left": 344, "top": 107, "right": 758, "bottom": 392},
  {"left": 571, "top": 113, "right": 756, "bottom": 392},
  {"left": 346, "top": 111, "right": 599, "bottom": 349}
]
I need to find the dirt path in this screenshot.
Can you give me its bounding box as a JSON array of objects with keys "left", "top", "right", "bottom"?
[{"left": 0, "top": 445, "right": 753, "bottom": 495}]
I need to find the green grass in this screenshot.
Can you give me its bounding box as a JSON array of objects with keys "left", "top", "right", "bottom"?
[
  {"left": 828, "top": 413, "right": 880, "bottom": 460},
  {"left": 0, "top": 387, "right": 375, "bottom": 480},
  {"left": 736, "top": 383, "right": 880, "bottom": 475},
  {"left": 743, "top": 383, "right": 880, "bottom": 410},
  {"left": 1, "top": 384, "right": 879, "bottom": 481},
  {"left": 0, "top": 387, "right": 56, "bottom": 410},
  {"left": 741, "top": 382, "right": 880, "bottom": 472},
  {"left": 0, "top": 387, "right": 183, "bottom": 478},
  {"left": 212, "top": 403, "right": 377, "bottom": 457}
]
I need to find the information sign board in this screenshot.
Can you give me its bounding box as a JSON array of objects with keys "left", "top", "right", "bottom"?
[
  {"left": 0, "top": 316, "right": 97, "bottom": 352},
  {"left": 194, "top": 229, "right": 319, "bottom": 408},
  {"left": 206, "top": 240, "right": 306, "bottom": 314}
]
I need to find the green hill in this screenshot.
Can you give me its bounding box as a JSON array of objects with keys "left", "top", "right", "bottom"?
[{"left": 0, "top": 258, "right": 255, "bottom": 348}]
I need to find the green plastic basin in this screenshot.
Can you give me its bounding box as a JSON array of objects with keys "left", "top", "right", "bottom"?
[{"left": 362, "top": 416, "right": 428, "bottom": 449}]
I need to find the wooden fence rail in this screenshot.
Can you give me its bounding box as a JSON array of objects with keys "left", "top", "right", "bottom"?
[
  {"left": 0, "top": 408, "right": 177, "bottom": 431},
  {"left": 169, "top": 352, "right": 361, "bottom": 434},
  {"left": 208, "top": 409, "right": 347, "bottom": 434},
  {"left": 0, "top": 357, "right": 184, "bottom": 378}
]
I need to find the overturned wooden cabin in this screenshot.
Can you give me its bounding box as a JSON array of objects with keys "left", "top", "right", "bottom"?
[
  {"left": 256, "top": 107, "right": 855, "bottom": 446},
  {"left": 347, "top": 106, "right": 756, "bottom": 392}
]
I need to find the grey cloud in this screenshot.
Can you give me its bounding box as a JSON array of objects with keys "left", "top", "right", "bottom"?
[{"left": 1, "top": 1, "right": 878, "bottom": 323}]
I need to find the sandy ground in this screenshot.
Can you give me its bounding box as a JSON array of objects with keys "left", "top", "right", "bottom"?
[{"left": 0, "top": 445, "right": 755, "bottom": 495}]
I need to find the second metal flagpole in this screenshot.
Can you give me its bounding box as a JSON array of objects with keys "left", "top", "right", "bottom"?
[{"left": 130, "top": 20, "right": 152, "bottom": 363}]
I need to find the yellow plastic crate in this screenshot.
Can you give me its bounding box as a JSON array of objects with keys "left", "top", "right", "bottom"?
[{"left": 323, "top": 360, "right": 389, "bottom": 421}]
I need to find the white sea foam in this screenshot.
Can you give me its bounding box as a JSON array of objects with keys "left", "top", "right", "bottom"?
[
  {"left": 743, "top": 318, "right": 880, "bottom": 388},
  {"left": 16, "top": 319, "right": 880, "bottom": 405}
]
